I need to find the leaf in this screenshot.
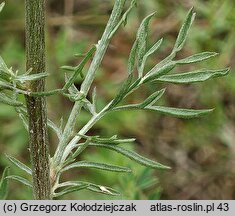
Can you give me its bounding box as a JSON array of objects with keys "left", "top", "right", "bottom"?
[
  {"left": 0, "top": 56, "right": 8, "bottom": 73},
  {"left": 177, "top": 52, "right": 218, "bottom": 64},
  {"left": 0, "top": 167, "right": 9, "bottom": 200},
  {"left": 53, "top": 184, "right": 89, "bottom": 198},
  {"left": 143, "top": 62, "right": 176, "bottom": 83},
  {"left": 71, "top": 139, "right": 91, "bottom": 159},
  {"left": 138, "top": 38, "right": 163, "bottom": 76},
  {"left": 127, "top": 77, "right": 141, "bottom": 93},
  {"left": 83, "top": 99, "right": 96, "bottom": 116},
  {"left": 47, "top": 119, "right": 62, "bottom": 140},
  {"left": 109, "top": 0, "right": 137, "bottom": 39},
  {"left": 0, "top": 92, "right": 23, "bottom": 107},
  {"left": 60, "top": 65, "right": 76, "bottom": 72},
  {"left": 89, "top": 143, "right": 170, "bottom": 169},
  {"left": 146, "top": 106, "right": 213, "bottom": 118},
  {"left": 64, "top": 74, "right": 79, "bottom": 95},
  {"left": 6, "top": 175, "right": 32, "bottom": 188},
  {"left": 15, "top": 72, "right": 49, "bottom": 82},
  {"left": 156, "top": 68, "right": 230, "bottom": 84},
  {"left": 139, "top": 88, "right": 165, "bottom": 108},
  {"left": 136, "top": 12, "right": 156, "bottom": 76},
  {"left": 92, "top": 87, "right": 97, "bottom": 109},
  {"left": 0, "top": 80, "right": 12, "bottom": 90},
  {"left": 127, "top": 40, "right": 138, "bottom": 75},
  {"left": 62, "top": 161, "right": 132, "bottom": 173},
  {"left": 80, "top": 134, "right": 136, "bottom": 145},
  {"left": 146, "top": 38, "right": 164, "bottom": 57},
  {"left": 108, "top": 74, "right": 133, "bottom": 109},
  {"left": 63, "top": 46, "right": 96, "bottom": 91},
  {"left": 57, "top": 181, "right": 120, "bottom": 196},
  {"left": 173, "top": 7, "right": 196, "bottom": 52},
  {"left": 6, "top": 155, "right": 32, "bottom": 175},
  {"left": 0, "top": 2, "right": 5, "bottom": 12}
]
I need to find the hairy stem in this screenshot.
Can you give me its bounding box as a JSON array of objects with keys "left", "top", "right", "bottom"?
[
  {"left": 53, "top": 0, "right": 126, "bottom": 166},
  {"left": 25, "top": 0, "right": 51, "bottom": 199}
]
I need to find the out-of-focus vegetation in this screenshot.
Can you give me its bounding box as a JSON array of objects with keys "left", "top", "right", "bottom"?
[{"left": 0, "top": 0, "right": 234, "bottom": 199}]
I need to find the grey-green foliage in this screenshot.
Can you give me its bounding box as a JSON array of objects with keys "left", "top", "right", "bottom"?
[
  {"left": 0, "top": 167, "right": 9, "bottom": 200},
  {"left": 0, "top": 1, "right": 229, "bottom": 199}
]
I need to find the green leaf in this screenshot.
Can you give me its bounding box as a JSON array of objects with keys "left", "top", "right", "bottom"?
[
  {"left": 6, "top": 155, "right": 32, "bottom": 175},
  {"left": 156, "top": 68, "right": 230, "bottom": 84},
  {"left": 138, "top": 38, "right": 163, "bottom": 76},
  {"left": 173, "top": 7, "right": 195, "bottom": 52},
  {"left": 0, "top": 56, "right": 8, "bottom": 73},
  {"left": 80, "top": 134, "right": 135, "bottom": 145},
  {"left": 108, "top": 74, "right": 133, "bottom": 109},
  {"left": 0, "top": 167, "right": 9, "bottom": 200},
  {"left": 89, "top": 143, "right": 170, "bottom": 170},
  {"left": 143, "top": 62, "right": 176, "bottom": 83},
  {"left": 53, "top": 184, "right": 89, "bottom": 198},
  {"left": 64, "top": 74, "right": 79, "bottom": 95},
  {"left": 62, "top": 161, "right": 132, "bottom": 173},
  {"left": 0, "top": 80, "right": 13, "bottom": 90},
  {"left": 0, "top": 92, "right": 24, "bottom": 107},
  {"left": 146, "top": 106, "right": 213, "bottom": 118},
  {"left": 63, "top": 46, "right": 96, "bottom": 91},
  {"left": 127, "top": 40, "right": 138, "bottom": 75},
  {"left": 109, "top": 0, "right": 137, "bottom": 39},
  {"left": 177, "top": 52, "right": 218, "bottom": 64},
  {"left": 127, "top": 12, "right": 156, "bottom": 76},
  {"left": 48, "top": 119, "right": 62, "bottom": 140},
  {"left": 57, "top": 181, "right": 120, "bottom": 196},
  {"left": 15, "top": 72, "right": 49, "bottom": 82},
  {"left": 0, "top": 2, "right": 5, "bottom": 12},
  {"left": 92, "top": 87, "right": 97, "bottom": 108},
  {"left": 146, "top": 38, "right": 164, "bottom": 57},
  {"left": 6, "top": 175, "right": 32, "bottom": 188},
  {"left": 70, "top": 139, "right": 91, "bottom": 160},
  {"left": 139, "top": 88, "right": 165, "bottom": 108},
  {"left": 60, "top": 65, "right": 76, "bottom": 72},
  {"left": 136, "top": 12, "right": 156, "bottom": 76}
]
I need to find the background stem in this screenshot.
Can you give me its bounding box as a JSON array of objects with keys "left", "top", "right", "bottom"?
[{"left": 25, "top": 0, "right": 51, "bottom": 199}]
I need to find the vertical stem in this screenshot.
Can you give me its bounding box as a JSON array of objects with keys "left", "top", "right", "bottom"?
[{"left": 25, "top": 0, "right": 51, "bottom": 199}]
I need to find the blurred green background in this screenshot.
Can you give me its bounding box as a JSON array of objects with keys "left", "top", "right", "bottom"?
[{"left": 0, "top": 0, "right": 234, "bottom": 199}]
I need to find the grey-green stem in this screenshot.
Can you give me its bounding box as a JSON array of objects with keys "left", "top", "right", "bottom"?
[{"left": 53, "top": 0, "right": 126, "bottom": 167}]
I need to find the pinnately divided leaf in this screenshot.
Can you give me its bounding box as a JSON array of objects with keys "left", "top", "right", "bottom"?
[
  {"left": 156, "top": 68, "right": 230, "bottom": 84},
  {"left": 61, "top": 161, "right": 132, "bottom": 173},
  {"left": 6, "top": 155, "right": 32, "bottom": 175},
  {"left": 88, "top": 143, "right": 170, "bottom": 170},
  {"left": 0, "top": 167, "right": 9, "bottom": 200}
]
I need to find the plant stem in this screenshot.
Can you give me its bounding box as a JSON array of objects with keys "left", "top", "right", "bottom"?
[
  {"left": 53, "top": 0, "right": 126, "bottom": 166},
  {"left": 25, "top": 0, "right": 51, "bottom": 199},
  {"left": 61, "top": 103, "right": 111, "bottom": 163}
]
